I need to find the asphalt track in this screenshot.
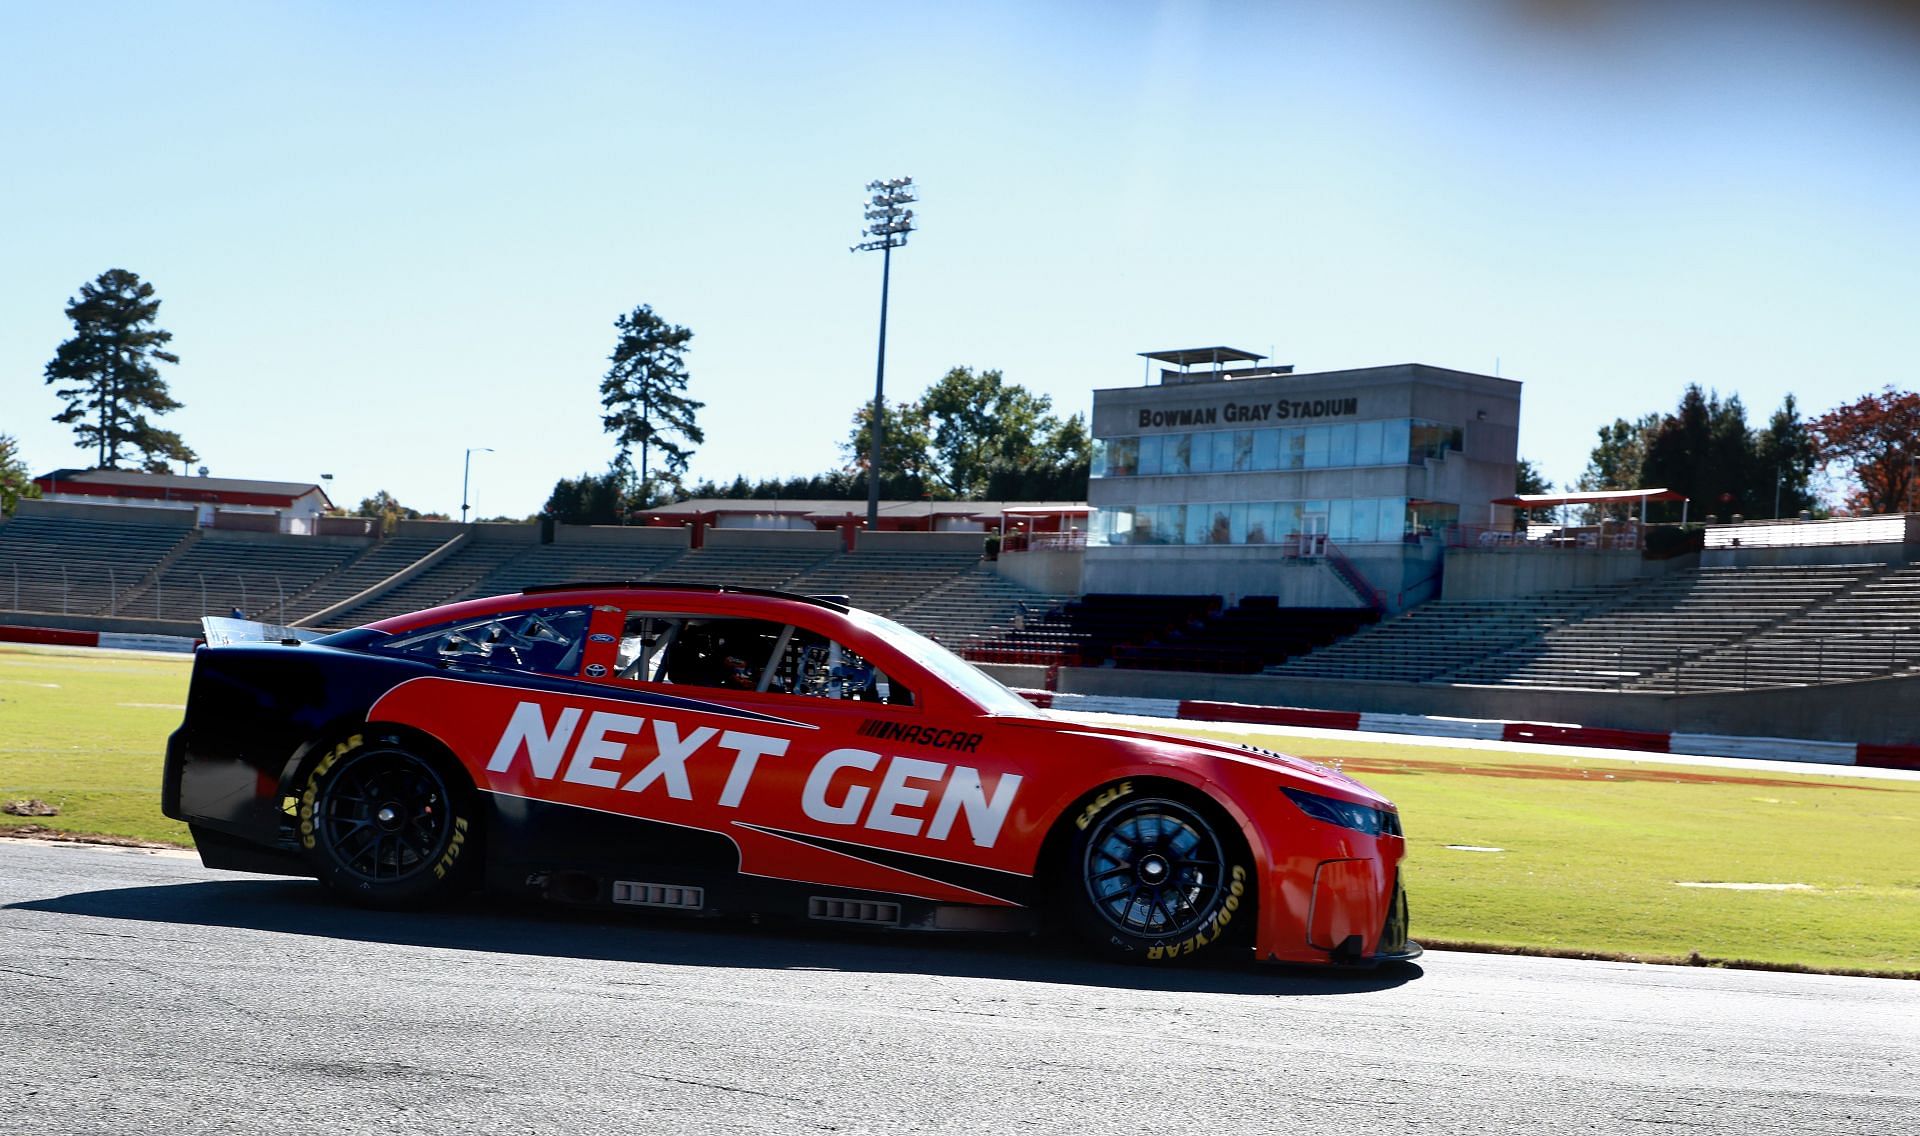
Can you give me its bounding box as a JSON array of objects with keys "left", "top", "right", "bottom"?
[{"left": 3, "top": 840, "right": 1916, "bottom": 1135}]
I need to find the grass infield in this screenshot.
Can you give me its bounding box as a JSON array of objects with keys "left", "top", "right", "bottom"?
[{"left": 3, "top": 644, "right": 1915, "bottom": 975}]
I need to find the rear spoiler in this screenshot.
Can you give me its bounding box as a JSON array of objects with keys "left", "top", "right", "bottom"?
[{"left": 200, "top": 616, "right": 328, "bottom": 648}]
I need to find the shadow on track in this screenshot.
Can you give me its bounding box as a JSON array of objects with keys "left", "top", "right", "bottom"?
[{"left": 10, "top": 877, "right": 1420, "bottom": 997}]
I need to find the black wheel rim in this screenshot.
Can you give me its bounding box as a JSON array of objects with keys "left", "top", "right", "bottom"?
[
  {"left": 315, "top": 747, "right": 453, "bottom": 884},
  {"left": 1082, "top": 798, "right": 1227, "bottom": 938}
]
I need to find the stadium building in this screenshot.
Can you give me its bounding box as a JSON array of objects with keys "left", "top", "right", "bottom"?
[{"left": 1083, "top": 350, "right": 1521, "bottom": 610}]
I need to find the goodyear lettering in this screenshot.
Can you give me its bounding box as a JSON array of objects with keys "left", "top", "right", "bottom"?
[
  {"left": 431, "top": 816, "right": 470, "bottom": 879},
  {"left": 297, "top": 733, "right": 363, "bottom": 850},
  {"left": 855, "top": 719, "right": 982, "bottom": 754},
  {"left": 1074, "top": 781, "right": 1133, "bottom": 831},
  {"left": 1147, "top": 864, "right": 1249, "bottom": 961}
]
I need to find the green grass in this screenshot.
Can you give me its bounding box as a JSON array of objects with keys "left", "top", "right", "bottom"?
[
  {"left": 1174, "top": 725, "right": 1920, "bottom": 975},
  {"left": 0, "top": 644, "right": 193, "bottom": 845},
  {"left": 3, "top": 645, "right": 1917, "bottom": 974}
]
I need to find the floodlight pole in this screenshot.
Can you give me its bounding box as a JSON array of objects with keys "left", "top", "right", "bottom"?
[
  {"left": 853, "top": 177, "right": 917, "bottom": 530},
  {"left": 462, "top": 446, "right": 493, "bottom": 524}
]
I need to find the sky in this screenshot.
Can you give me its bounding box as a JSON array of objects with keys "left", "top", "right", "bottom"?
[{"left": 4, "top": 0, "right": 1918, "bottom": 518}]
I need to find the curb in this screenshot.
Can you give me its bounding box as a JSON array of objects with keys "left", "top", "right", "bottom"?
[
  {"left": 1015, "top": 690, "right": 1920, "bottom": 772},
  {"left": 0, "top": 624, "right": 196, "bottom": 654}
]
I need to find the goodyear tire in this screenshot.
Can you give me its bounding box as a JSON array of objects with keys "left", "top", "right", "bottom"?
[
  {"left": 297, "top": 733, "right": 476, "bottom": 909},
  {"left": 1062, "top": 785, "right": 1253, "bottom": 963}
]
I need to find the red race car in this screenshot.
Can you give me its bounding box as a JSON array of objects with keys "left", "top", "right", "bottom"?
[{"left": 164, "top": 584, "right": 1417, "bottom": 967}]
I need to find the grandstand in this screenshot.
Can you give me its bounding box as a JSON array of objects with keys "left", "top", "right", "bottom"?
[
  {"left": 892, "top": 563, "right": 1078, "bottom": 648},
  {"left": 284, "top": 534, "right": 458, "bottom": 624},
  {"left": 1271, "top": 563, "right": 1898, "bottom": 691},
  {"left": 0, "top": 509, "right": 196, "bottom": 616},
  {"left": 780, "top": 547, "right": 989, "bottom": 616},
  {"left": 645, "top": 543, "right": 837, "bottom": 591},
  {"left": 963, "top": 593, "right": 1222, "bottom": 667},
  {"left": 18, "top": 492, "right": 1920, "bottom": 708},
  {"left": 1111, "top": 599, "right": 1377, "bottom": 673},
  {"left": 315, "top": 533, "right": 533, "bottom": 627},
  {"left": 129, "top": 532, "right": 366, "bottom": 623}
]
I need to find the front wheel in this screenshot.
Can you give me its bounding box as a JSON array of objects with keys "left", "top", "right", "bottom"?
[
  {"left": 297, "top": 733, "right": 477, "bottom": 908},
  {"left": 1062, "top": 789, "right": 1253, "bottom": 963}
]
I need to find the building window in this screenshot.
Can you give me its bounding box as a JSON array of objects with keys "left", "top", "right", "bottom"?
[
  {"left": 1089, "top": 498, "right": 1414, "bottom": 547},
  {"left": 1090, "top": 418, "right": 1455, "bottom": 479}
]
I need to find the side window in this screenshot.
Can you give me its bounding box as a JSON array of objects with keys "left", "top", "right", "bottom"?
[
  {"left": 377, "top": 607, "right": 591, "bottom": 676},
  {"left": 768, "top": 626, "right": 912, "bottom": 705},
  {"left": 615, "top": 610, "right": 912, "bottom": 705}
]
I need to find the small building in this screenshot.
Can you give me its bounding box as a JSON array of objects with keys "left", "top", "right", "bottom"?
[
  {"left": 1084, "top": 350, "right": 1521, "bottom": 608},
  {"left": 32, "top": 469, "right": 336, "bottom": 535},
  {"left": 636, "top": 498, "right": 1087, "bottom": 549}
]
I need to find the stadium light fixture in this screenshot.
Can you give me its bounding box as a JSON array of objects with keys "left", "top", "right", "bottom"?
[
  {"left": 462, "top": 447, "right": 493, "bottom": 524},
  {"left": 852, "top": 175, "right": 917, "bottom": 529}
]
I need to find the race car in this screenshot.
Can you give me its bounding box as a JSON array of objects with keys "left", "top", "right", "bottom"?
[{"left": 163, "top": 583, "right": 1417, "bottom": 967}]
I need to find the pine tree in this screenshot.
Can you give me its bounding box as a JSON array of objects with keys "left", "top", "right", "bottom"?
[
  {"left": 599, "top": 305, "right": 705, "bottom": 508},
  {"left": 43, "top": 269, "right": 197, "bottom": 471}
]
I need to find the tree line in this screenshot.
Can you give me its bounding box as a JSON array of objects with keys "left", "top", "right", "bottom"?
[
  {"left": 1548, "top": 385, "right": 1920, "bottom": 521},
  {"left": 16, "top": 268, "right": 1917, "bottom": 525}
]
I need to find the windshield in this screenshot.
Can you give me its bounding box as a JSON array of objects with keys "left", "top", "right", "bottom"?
[{"left": 844, "top": 607, "right": 1039, "bottom": 716}]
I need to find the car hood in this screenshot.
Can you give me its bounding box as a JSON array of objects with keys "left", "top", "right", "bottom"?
[{"left": 994, "top": 712, "right": 1395, "bottom": 810}]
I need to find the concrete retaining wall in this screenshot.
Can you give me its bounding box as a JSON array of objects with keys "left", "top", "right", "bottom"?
[
  {"left": 555, "top": 524, "right": 690, "bottom": 548},
  {"left": 1054, "top": 666, "right": 1920, "bottom": 746},
  {"left": 704, "top": 528, "right": 842, "bottom": 551},
  {"left": 12, "top": 498, "right": 198, "bottom": 527},
  {"left": 855, "top": 530, "right": 988, "bottom": 554},
  {"left": 993, "top": 550, "right": 1083, "bottom": 595},
  {"left": 1440, "top": 548, "right": 1678, "bottom": 600}
]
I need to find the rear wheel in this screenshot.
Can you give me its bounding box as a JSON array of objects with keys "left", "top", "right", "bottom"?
[
  {"left": 1063, "top": 788, "right": 1252, "bottom": 963},
  {"left": 297, "top": 734, "right": 476, "bottom": 908}
]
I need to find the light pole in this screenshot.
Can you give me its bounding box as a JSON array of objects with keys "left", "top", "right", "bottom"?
[
  {"left": 462, "top": 447, "right": 493, "bottom": 524},
  {"left": 853, "top": 176, "right": 916, "bottom": 529}
]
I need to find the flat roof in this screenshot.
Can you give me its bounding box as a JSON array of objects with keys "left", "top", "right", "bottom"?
[
  {"left": 1137, "top": 347, "right": 1267, "bottom": 368},
  {"left": 1491, "top": 488, "right": 1686, "bottom": 507}
]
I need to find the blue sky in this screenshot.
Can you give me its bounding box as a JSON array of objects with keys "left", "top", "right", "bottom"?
[{"left": 4, "top": 1, "right": 1917, "bottom": 517}]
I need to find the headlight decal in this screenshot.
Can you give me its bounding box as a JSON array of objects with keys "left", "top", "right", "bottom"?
[{"left": 1282, "top": 786, "right": 1401, "bottom": 837}]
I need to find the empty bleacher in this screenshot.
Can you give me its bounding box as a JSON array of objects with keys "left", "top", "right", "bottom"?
[
  {"left": 1450, "top": 563, "right": 1883, "bottom": 689},
  {"left": 644, "top": 544, "right": 836, "bottom": 591},
  {"left": 1634, "top": 562, "right": 1920, "bottom": 690},
  {"left": 130, "top": 533, "right": 367, "bottom": 623},
  {"left": 963, "top": 594, "right": 1221, "bottom": 667},
  {"left": 468, "top": 540, "right": 688, "bottom": 597},
  {"left": 317, "top": 536, "right": 534, "bottom": 628},
  {"left": 1111, "top": 599, "right": 1378, "bottom": 673},
  {"left": 0, "top": 510, "right": 197, "bottom": 615},
  {"left": 1271, "top": 563, "right": 1897, "bottom": 690},
  {"left": 1266, "top": 581, "right": 1639, "bottom": 683},
  {"left": 781, "top": 548, "right": 987, "bottom": 616},
  {"left": 892, "top": 563, "right": 1078, "bottom": 648},
  {"left": 282, "top": 534, "right": 456, "bottom": 624}
]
